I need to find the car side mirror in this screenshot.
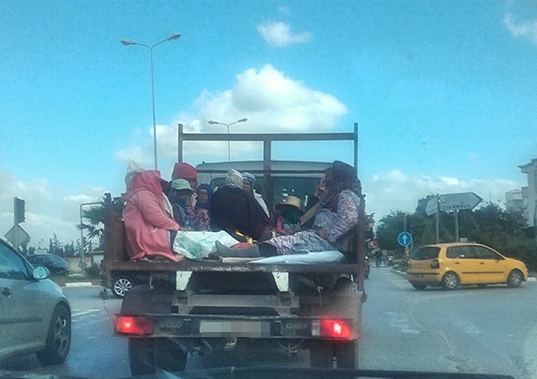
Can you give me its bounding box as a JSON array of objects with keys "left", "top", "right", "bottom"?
[{"left": 33, "top": 266, "right": 49, "bottom": 280}]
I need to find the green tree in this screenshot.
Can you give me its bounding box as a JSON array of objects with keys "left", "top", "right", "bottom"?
[
  {"left": 49, "top": 234, "right": 64, "bottom": 257},
  {"left": 76, "top": 193, "right": 113, "bottom": 250}
]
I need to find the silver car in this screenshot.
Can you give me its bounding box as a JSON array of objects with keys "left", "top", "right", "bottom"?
[{"left": 0, "top": 239, "right": 71, "bottom": 364}]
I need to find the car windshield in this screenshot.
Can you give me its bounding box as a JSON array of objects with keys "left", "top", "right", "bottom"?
[{"left": 1, "top": 1, "right": 536, "bottom": 379}]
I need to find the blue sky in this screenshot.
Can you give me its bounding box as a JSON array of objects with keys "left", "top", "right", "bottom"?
[{"left": 1, "top": 0, "right": 536, "bottom": 246}]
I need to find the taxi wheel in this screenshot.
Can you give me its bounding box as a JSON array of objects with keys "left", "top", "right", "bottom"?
[
  {"left": 411, "top": 283, "right": 428, "bottom": 290},
  {"left": 441, "top": 272, "right": 459, "bottom": 290},
  {"left": 507, "top": 270, "right": 523, "bottom": 288}
]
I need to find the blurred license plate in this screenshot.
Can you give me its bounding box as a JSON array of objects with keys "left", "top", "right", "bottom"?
[{"left": 199, "top": 321, "right": 270, "bottom": 337}]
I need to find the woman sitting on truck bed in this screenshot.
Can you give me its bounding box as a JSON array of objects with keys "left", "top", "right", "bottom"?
[
  {"left": 210, "top": 169, "right": 273, "bottom": 242},
  {"left": 214, "top": 161, "right": 361, "bottom": 258},
  {"left": 122, "top": 170, "right": 181, "bottom": 262}
]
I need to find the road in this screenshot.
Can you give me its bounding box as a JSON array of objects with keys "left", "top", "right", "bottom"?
[{"left": 1, "top": 270, "right": 536, "bottom": 378}]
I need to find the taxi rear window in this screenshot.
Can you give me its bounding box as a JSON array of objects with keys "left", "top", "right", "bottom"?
[{"left": 411, "top": 246, "right": 440, "bottom": 260}]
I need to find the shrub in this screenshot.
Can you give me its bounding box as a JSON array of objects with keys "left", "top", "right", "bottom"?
[{"left": 85, "top": 263, "right": 101, "bottom": 279}]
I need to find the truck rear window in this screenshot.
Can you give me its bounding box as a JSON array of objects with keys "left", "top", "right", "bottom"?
[{"left": 411, "top": 246, "right": 440, "bottom": 260}]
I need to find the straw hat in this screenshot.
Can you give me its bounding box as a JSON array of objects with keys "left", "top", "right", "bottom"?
[{"left": 276, "top": 196, "right": 302, "bottom": 211}]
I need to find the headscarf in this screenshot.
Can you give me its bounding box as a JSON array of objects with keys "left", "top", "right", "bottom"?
[
  {"left": 171, "top": 162, "right": 197, "bottom": 181},
  {"left": 123, "top": 170, "right": 164, "bottom": 201},
  {"left": 225, "top": 169, "right": 243, "bottom": 188},
  {"left": 195, "top": 184, "right": 213, "bottom": 210},
  {"left": 241, "top": 172, "right": 256, "bottom": 187},
  {"left": 330, "top": 161, "right": 357, "bottom": 183}
]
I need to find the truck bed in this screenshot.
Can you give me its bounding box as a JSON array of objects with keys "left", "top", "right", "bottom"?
[{"left": 103, "top": 259, "right": 360, "bottom": 274}]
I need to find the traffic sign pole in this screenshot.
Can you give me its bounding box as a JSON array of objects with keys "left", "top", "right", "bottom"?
[{"left": 436, "top": 199, "right": 440, "bottom": 244}]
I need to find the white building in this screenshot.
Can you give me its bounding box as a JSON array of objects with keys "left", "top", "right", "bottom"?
[
  {"left": 518, "top": 159, "right": 537, "bottom": 227},
  {"left": 505, "top": 189, "right": 527, "bottom": 217}
]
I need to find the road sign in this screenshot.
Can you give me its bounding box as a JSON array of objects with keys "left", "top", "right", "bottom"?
[
  {"left": 439, "top": 192, "right": 483, "bottom": 211},
  {"left": 5, "top": 224, "right": 29, "bottom": 248},
  {"left": 397, "top": 232, "right": 412, "bottom": 247},
  {"left": 426, "top": 197, "right": 438, "bottom": 216}
]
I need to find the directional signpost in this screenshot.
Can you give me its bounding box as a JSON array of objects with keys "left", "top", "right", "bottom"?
[
  {"left": 439, "top": 192, "right": 483, "bottom": 212},
  {"left": 433, "top": 192, "right": 483, "bottom": 243},
  {"left": 426, "top": 197, "right": 438, "bottom": 216}
]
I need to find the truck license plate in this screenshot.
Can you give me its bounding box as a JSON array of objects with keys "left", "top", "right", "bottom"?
[{"left": 199, "top": 321, "right": 271, "bottom": 337}]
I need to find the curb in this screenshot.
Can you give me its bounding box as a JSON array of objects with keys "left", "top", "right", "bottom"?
[
  {"left": 58, "top": 280, "right": 101, "bottom": 287},
  {"left": 391, "top": 268, "right": 407, "bottom": 277}
]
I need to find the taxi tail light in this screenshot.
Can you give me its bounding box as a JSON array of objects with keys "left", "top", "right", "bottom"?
[
  {"left": 431, "top": 259, "right": 440, "bottom": 269},
  {"left": 312, "top": 319, "right": 353, "bottom": 339},
  {"left": 114, "top": 316, "right": 153, "bottom": 336}
]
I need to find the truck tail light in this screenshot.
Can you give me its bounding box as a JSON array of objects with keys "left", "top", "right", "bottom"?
[
  {"left": 312, "top": 319, "right": 352, "bottom": 339},
  {"left": 115, "top": 316, "right": 153, "bottom": 336},
  {"left": 431, "top": 259, "right": 439, "bottom": 269}
]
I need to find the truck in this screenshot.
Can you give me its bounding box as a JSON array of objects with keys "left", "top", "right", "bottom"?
[{"left": 102, "top": 124, "right": 368, "bottom": 375}]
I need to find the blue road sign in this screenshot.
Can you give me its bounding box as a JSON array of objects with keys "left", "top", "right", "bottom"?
[{"left": 397, "top": 232, "right": 412, "bottom": 247}]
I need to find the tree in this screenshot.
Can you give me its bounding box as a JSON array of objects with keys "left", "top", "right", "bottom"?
[
  {"left": 49, "top": 234, "right": 64, "bottom": 257},
  {"left": 76, "top": 193, "right": 113, "bottom": 250}
]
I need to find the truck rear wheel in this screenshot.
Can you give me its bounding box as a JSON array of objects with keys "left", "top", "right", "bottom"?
[{"left": 129, "top": 338, "right": 187, "bottom": 376}]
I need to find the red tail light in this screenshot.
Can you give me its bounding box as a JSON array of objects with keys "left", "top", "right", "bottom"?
[
  {"left": 431, "top": 259, "right": 439, "bottom": 269},
  {"left": 114, "top": 316, "right": 153, "bottom": 336},
  {"left": 312, "top": 319, "right": 353, "bottom": 339}
]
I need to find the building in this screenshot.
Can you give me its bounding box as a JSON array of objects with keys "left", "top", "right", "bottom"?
[
  {"left": 505, "top": 189, "right": 528, "bottom": 219},
  {"left": 518, "top": 159, "right": 537, "bottom": 227}
]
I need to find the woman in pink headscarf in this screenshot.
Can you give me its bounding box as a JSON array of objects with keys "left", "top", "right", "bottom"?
[{"left": 122, "top": 170, "right": 180, "bottom": 262}]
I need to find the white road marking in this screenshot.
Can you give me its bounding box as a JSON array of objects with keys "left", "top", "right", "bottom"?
[{"left": 72, "top": 309, "right": 101, "bottom": 317}]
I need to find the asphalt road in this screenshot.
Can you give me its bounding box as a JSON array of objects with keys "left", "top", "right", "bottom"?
[{"left": 2, "top": 270, "right": 536, "bottom": 378}]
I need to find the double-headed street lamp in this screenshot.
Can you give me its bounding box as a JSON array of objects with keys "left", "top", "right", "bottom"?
[
  {"left": 208, "top": 118, "right": 248, "bottom": 161},
  {"left": 121, "top": 33, "right": 181, "bottom": 170}
]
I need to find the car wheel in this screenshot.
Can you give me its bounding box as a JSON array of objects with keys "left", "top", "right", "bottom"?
[
  {"left": 507, "top": 270, "right": 523, "bottom": 288},
  {"left": 37, "top": 304, "right": 71, "bottom": 365},
  {"left": 113, "top": 276, "right": 134, "bottom": 298},
  {"left": 441, "top": 272, "right": 459, "bottom": 290},
  {"left": 411, "top": 282, "right": 428, "bottom": 290}
]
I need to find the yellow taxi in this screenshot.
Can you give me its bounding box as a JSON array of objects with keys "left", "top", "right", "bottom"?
[{"left": 406, "top": 242, "right": 528, "bottom": 290}]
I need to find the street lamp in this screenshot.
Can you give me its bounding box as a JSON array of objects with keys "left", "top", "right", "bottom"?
[
  {"left": 121, "top": 33, "right": 182, "bottom": 170},
  {"left": 208, "top": 118, "right": 248, "bottom": 161}
]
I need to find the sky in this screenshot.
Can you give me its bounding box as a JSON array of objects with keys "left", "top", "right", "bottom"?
[{"left": 1, "top": 0, "right": 536, "bottom": 248}]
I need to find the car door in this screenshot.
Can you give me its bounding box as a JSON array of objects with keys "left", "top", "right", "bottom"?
[
  {"left": 472, "top": 245, "right": 508, "bottom": 283},
  {"left": 445, "top": 245, "right": 484, "bottom": 284},
  {"left": 0, "top": 243, "right": 48, "bottom": 356}
]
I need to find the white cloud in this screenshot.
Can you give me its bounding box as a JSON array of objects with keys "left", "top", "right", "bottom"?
[
  {"left": 257, "top": 21, "right": 311, "bottom": 47},
  {"left": 149, "top": 64, "right": 347, "bottom": 160},
  {"left": 504, "top": 13, "right": 537, "bottom": 44},
  {"left": 364, "top": 170, "right": 520, "bottom": 222}
]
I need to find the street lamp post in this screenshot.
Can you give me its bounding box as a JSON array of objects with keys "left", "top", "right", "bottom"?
[
  {"left": 121, "top": 33, "right": 181, "bottom": 170},
  {"left": 207, "top": 118, "right": 248, "bottom": 161}
]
